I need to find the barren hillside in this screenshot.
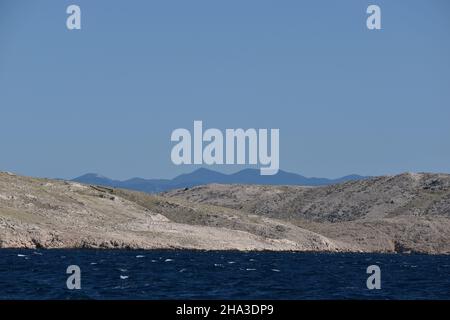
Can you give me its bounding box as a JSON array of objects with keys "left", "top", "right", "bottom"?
[
  {"left": 0, "top": 172, "right": 347, "bottom": 251},
  {"left": 163, "top": 172, "right": 450, "bottom": 254},
  {"left": 164, "top": 173, "right": 450, "bottom": 221},
  {"left": 1, "top": 171, "right": 449, "bottom": 254}
]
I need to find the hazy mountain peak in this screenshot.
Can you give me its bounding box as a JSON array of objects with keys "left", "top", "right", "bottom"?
[{"left": 72, "top": 169, "right": 369, "bottom": 193}]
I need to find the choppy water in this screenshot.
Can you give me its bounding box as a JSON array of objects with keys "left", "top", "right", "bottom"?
[{"left": 0, "top": 250, "right": 449, "bottom": 299}]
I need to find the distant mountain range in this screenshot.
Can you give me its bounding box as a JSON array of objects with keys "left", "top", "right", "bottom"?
[{"left": 72, "top": 168, "right": 369, "bottom": 193}]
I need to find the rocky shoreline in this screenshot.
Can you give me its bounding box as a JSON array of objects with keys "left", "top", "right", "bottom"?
[{"left": 1, "top": 172, "right": 449, "bottom": 254}]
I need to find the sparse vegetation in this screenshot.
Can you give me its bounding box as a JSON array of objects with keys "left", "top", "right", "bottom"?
[{"left": 1, "top": 171, "right": 449, "bottom": 253}]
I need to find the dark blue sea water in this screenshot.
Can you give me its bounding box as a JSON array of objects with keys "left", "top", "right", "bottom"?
[{"left": 0, "top": 250, "right": 449, "bottom": 300}]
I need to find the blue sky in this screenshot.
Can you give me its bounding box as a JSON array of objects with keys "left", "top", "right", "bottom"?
[{"left": 0, "top": 0, "right": 449, "bottom": 180}]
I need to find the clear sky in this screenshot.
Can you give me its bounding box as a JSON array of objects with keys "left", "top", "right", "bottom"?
[{"left": 1, "top": 0, "right": 449, "bottom": 180}]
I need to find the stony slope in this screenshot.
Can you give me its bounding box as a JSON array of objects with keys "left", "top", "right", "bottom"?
[
  {"left": 1, "top": 171, "right": 449, "bottom": 253},
  {"left": 163, "top": 173, "right": 450, "bottom": 254},
  {"left": 163, "top": 173, "right": 450, "bottom": 222},
  {"left": 0, "top": 172, "right": 348, "bottom": 251}
]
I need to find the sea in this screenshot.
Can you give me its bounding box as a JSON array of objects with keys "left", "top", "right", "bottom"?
[{"left": 0, "top": 250, "right": 449, "bottom": 300}]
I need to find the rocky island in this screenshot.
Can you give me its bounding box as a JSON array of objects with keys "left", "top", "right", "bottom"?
[{"left": 0, "top": 171, "right": 449, "bottom": 254}]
